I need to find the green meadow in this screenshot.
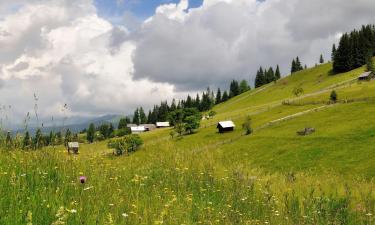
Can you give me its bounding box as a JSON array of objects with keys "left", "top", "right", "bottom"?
[{"left": 0, "top": 63, "right": 374, "bottom": 224}]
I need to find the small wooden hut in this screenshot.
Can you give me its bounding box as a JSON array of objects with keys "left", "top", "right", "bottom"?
[
  {"left": 358, "top": 71, "right": 374, "bottom": 81},
  {"left": 217, "top": 121, "right": 235, "bottom": 133},
  {"left": 67, "top": 142, "right": 79, "bottom": 154}
]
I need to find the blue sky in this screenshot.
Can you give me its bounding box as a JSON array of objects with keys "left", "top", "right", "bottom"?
[{"left": 94, "top": 0, "right": 203, "bottom": 21}]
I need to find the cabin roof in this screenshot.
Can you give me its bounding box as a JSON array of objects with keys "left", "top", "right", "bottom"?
[
  {"left": 68, "top": 142, "right": 79, "bottom": 148},
  {"left": 359, "top": 71, "right": 372, "bottom": 78},
  {"left": 131, "top": 126, "right": 145, "bottom": 132},
  {"left": 156, "top": 122, "right": 170, "bottom": 127},
  {"left": 217, "top": 121, "right": 235, "bottom": 128}
]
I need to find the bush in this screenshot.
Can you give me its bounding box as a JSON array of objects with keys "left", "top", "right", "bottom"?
[
  {"left": 115, "top": 128, "right": 130, "bottom": 137},
  {"left": 330, "top": 90, "right": 338, "bottom": 102},
  {"left": 107, "top": 135, "right": 143, "bottom": 156},
  {"left": 242, "top": 116, "right": 253, "bottom": 135}
]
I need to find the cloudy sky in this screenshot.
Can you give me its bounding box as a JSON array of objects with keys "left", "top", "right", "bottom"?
[{"left": 0, "top": 0, "right": 375, "bottom": 126}]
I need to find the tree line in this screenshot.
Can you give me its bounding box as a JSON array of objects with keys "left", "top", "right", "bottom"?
[
  {"left": 333, "top": 24, "right": 375, "bottom": 73},
  {"left": 254, "top": 65, "right": 281, "bottom": 88}
]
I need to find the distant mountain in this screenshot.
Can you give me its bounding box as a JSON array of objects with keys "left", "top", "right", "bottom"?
[{"left": 13, "top": 114, "right": 124, "bottom": 135}]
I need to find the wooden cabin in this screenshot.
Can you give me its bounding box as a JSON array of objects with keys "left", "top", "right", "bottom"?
[
  {"left": 358, "top": 71, "right": 374, "bottom": 81},
  {"left": 217, "top": 121, "right": 235, "bottom": 133},
  {"left": 67, "top": 142, "right": 79, "bottom": 154},
  {"left": 142, "top": 124, "right": 157, "bottom": 131}
]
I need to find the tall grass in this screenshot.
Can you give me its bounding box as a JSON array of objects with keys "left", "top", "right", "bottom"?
[{"left": 0, "top": 143, "right": 373, "bottom": 224}]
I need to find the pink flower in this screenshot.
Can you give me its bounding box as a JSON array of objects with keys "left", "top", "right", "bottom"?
[{"left": 79, "top": 176, "right": 87, "bottom": 184}]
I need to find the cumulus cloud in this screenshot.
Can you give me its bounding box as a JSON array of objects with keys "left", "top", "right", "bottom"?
[
  {"left": 0, "top": 0, "right": 375, "bottom": 125},
  {"left": 133, "top": 0, "right": 375, "bottom": 90},
  {"left": 0, "top": 0, "right": 177, "bottom": 124}
]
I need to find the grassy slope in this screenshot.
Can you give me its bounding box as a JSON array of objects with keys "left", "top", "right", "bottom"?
[{"left": 0, "top": 63, "right": 374, "bottom": 224}]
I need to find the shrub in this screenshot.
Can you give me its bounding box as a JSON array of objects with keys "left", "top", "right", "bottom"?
[
  {"left": 107, "top": 134, "right": 143, "bottom": 156},
  {"left": 330, "top": 90, "right": 338, "bottom": 102},
  {"left": 242, "top": 116, "right": 253, "bottom": 135}
]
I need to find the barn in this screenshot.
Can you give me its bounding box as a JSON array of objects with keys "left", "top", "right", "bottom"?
[
  {"left": 67, "top": 142, "right": 79, "bottom": 154},
  {"left": 217, "top": 121, "right": 235, "bottom": 133},
  {"left": 156, "top": 122, "right": 170, "bottom": 128},
  {"left": 142, "top": 124, "right": 156, "bottom": 131}
]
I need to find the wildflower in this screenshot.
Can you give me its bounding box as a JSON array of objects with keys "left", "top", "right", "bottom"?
[
  {"left": 122, "top": 213, "right": 129, "bottom": 217},
  {"left": 69, "top": 209, "right": 77, "bottom": 214},
  {"left": 79, "top": 176, "right": 87, "bottom": 184}
]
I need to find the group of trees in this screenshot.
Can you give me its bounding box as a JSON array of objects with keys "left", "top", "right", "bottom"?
[
  {"left": 86, "top": 121, "right": 130, "bottom": 143},
  {"left": 333, "top": 25, "right": 375, "bottom": 73},
  {"left": 139, "top": 79, "right": 251, "bottom": 126},
  {"left": 291, "top": 57, "right": 304, "bottom": 73},
  {"left": 1, "top": 128, "right": 79, "bottom": 150},
  {"left": 254, "top": 65, "right": 281, "bottom": 88}
]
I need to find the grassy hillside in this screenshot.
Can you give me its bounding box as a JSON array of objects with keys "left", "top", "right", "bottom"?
[{"left": 0, "top": 63, "right": 374, "bottom": 224}]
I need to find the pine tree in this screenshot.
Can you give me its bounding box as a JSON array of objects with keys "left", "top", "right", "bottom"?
[
  {"left": 367, "top": 55, "right": 375, "bottom": 72},
  {"left": 132, "top": 108, "right": 140, "bottom": 125},
  {"left": 295, "top": 57, "right": 303, "bottom": 71},
  {"left": 33, "top": 128, "right": 44, "bottom": 149},
  {"left": 222, "top": 91, "right": 229, "bottom": 102},
  {"left": 331, "top": 44, "right": 337, "bottom": 62},
  {"left": 195, "top": 94, "right": 200, "bottom": 109},
  {"left": 23, "top": 131, "right": 31, "bottom": 149},
  {"left": 170, "top": 99, "right": 177, "bottom": 111},
  {"left": 239, "top": 80, "right": 250, "bottom": 93},
  {"left": 109, "top": 123, "right": 114, "bottom": 137},
  {"left": 5, "top": 132, "right": 12, "bottom": 149},
  {"left": 87, "top": 123, "right": 95, "bottom": 143},
  {"left": 139, "top": 107, "right": 147, "bottom": 124},
  {"left": 229, "top": 80, "right": 240, "bottom": 97},
  {"left": 291, "top": 59, "right": 296, "bottom": 74},
  {"left": 64, "top": 129, "right": 72, "bottom": 147},
  {"left": 265, "top": 67, "right": 275, "bottom": 83},
  {"left": 255, "top": 67, "right": 265, "bottom": 87},
  {"left": 49, "top": 131, "right": 54, "bottom": 146},
  {"left": 275, "top": 65, "right": 281, "bottom": 80},
  {"left": 215, "top": 88, "right": 222, "bottom": 104},
  {"left": 319, "top": 54, "right": 324, "bottom": 64},
  {"left": 185, "top": 95, "right": 193, "bottom": 108},
  {"left": 118, "top": 118, "right": 128, "bottom": 129}
]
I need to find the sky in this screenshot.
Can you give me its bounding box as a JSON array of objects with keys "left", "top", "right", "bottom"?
[{"left": 0, "top": 0, "right": 375, "bottom": 127}]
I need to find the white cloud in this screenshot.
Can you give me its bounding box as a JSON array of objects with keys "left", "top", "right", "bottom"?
[{"left": 133, "top": 0, "right": 375, "bottom": 90}]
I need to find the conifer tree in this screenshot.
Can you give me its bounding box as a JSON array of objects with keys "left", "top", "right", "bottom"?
[
  {"left": 291, "top": 59, "right": 296, "bottom": 73},
  {"left": 215, "top": 88, "right": 222, "bottom": 104},
  {"left": 229, "top": 80, "right": 240, "bottom": 97},
  {"left": 132, "top": 108, "right": 140, "bottom": 125},
  {"left": 23, "top": 131, "right": 31, "bottom": 149},
  {"left": 139, "top": 107, "right": 147, "bottom": 124},
  {"left": 222, "top": 91, "right": 229, "bottom": 102},
  {"left": 331, "top": 44, "right": 337, "bottom": 61},
  {"left": 320, "top": 54, "right": 324, "bottom": 64},
  {"left": 275, "top": 65, "right": 281, "bottom": 80},
  {"left": 239, "top": 80, "right": 250, "bottom": 93},
  {"left": 87, "top": 123, "right": 95, "bottom": 143}
]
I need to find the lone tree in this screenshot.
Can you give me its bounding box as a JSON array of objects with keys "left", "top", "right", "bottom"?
[
  {"left": 320, "top": 54, "right": 324, "bottom": 64},
  {"left": 242, "top": 116, "right": 253, "bottom": 135},
  {"left": 330, "top": 90, "right": 338, "bottom": 102},
  {"left": 87, "top": 123, "right": 95, "bottom": 143}
]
